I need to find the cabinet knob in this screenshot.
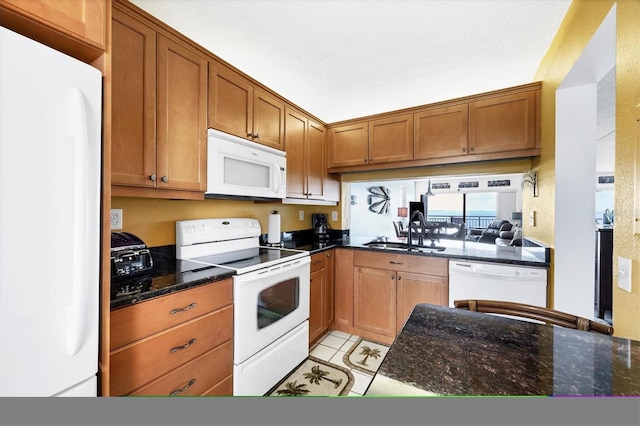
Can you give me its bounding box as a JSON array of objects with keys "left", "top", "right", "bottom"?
[
  {"left": 254, "top": 133, "right": 259, "bottom": 139},
  {"left": 368, "top": 157, "right": 372, "bottom": 162},
  {"left": 149, "top": 174, "right": 156, "bottom": 182},
  {"left": 247, "top": 132, "right": 253, "bottom": 138},
  {"left": 462, "top": 147, "right": 467, "bottom": 153},
  {"left": 390, "top": 274, "right": 395, "bottom": 279},
  {"left": 363, "top": 158, "right": 367, "bottom": 162},
  {"left": 470, "top": 146, "right": 475, "bottom": 152},
  {"left": 161, "top": 176, "right": 169, "bottom": 183},
  {"left": 398, "top": 275, "right": 402, "bottom": 280}
]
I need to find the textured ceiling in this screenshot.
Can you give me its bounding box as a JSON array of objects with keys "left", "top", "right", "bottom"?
[{"left": 130, "top": 0, "right": 572, "bottom": 124}]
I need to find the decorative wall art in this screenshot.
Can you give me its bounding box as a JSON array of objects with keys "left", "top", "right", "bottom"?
[{"left": 367, "top": 186, "right": 390, "bottom": 214}]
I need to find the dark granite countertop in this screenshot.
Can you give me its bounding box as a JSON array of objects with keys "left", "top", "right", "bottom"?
[
  {"left": 365, "top": 304, "right": 640, "bottom": 396},
  {"left": 110, "top": 229, "right": 548, "bottom": 310},
  {"left": 110, "top": 246, "right": 235, "bottom": 311},
  {"left": 281, "top": 230, "right": 549, "bottom": 267}
]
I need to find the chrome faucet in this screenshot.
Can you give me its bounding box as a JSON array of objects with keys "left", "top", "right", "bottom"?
[{"left": 407, "top": 210, "right": 428, "bottom": 248}]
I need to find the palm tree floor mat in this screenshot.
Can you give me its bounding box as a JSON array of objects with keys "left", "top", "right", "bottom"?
[
  {"left": 265, "top": 356, "right": 354, "bottom": 397},
  {"left": 343, "top": 338, "right": 389, "bottom": 375}
]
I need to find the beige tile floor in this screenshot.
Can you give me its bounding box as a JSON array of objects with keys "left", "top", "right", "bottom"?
[{"left": 308, "top": 330, "right": 380, "bottom": 396}]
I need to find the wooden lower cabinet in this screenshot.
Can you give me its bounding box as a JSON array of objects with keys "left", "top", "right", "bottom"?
[
  {"left": 351, "top": 250, "right": 448, "bottom": 339},
  {"left": 308, "top": 250, "right": 335, "bottom": 344},
  {"left": 333, "top": 248, "right": 354, "bottom": 328},
  {"left": 353, "top": 266, "right": 397, "bottom": 337},
  {"left": 396, "top": 272, "right": 448, "bottom": 332},
  {"left": 129, "top": 340, "right": 233, "bottom": 397},
  {"left": 109, "top": 279, "right": 233, "bottom": 396}
]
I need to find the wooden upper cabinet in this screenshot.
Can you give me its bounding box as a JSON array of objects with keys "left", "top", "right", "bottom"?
[
  {"left": 469, "top": 90, "right": 537, "bottom": 154},
  {"left": 111, "top": 8, "right": 156, "bottom": 188},
  {"left": 0, "top": 0, "right": 105, "bottom": 62},
  {"left": 414, "top": 104, "right": 469, "bottom": 159},
  {"left": 111, "top": 5, "right": 207, "bottom": 197},
  {"left": 328, "top": 121, "right": 369, "bottom": 168},
  {"left": 368, "top": 114, "right": 413, "bottom": 163},
  {"left": 156, "top": 35, "right": 207, "bottom": 191},
  {"left": 253, "top": 89, "right": 285, "bottom": 150},
  {"left": 284, "top": 108, "right": 307, "bottom": 199},
  {"left": 285, "top": 107, "right": 337, "bottom": 201},
  {"left": 208, "top": 63, "right": 284, "bottom": 150},
  {"left": 208, "top": 64, "right": 253, "bottom": 140}
]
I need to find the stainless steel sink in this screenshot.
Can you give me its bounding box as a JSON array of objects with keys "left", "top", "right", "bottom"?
[{"left": 364, "top": 241, "right": 446, "bottom": 252}]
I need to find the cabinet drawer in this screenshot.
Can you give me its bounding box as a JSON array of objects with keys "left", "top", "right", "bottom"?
[
  {"left": 129, "top": 340, "right": 233, "bottom": 396},
  {"left": 354, "top": 250, "right": 447, "bottom": 276},
  {"left": 111, "top": 279, "right": 232, "bottom": 350},
  {"left": 110, "top": 305, "right": 233, "bottom": 396},
  {"left": 310, "top": 252, "right": 326, "bottom": 272},
  {"left": 203, "top": 374, "right": 233, "bottom": 396}
]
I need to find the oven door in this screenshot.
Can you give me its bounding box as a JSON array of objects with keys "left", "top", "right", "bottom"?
[{"left": 234, "top": 256, "right": 310, "bottom": 364}]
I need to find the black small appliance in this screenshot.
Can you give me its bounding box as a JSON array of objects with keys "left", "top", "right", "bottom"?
[
  {"left": 312, "top": 213, "right": 330, "bottom": 242},
  {"left": 110, "top": 232, "right": 153, "bottom": 299}
]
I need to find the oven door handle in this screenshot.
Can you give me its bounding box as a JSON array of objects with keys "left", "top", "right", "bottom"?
[{"left": 238, "top": 257, "right": 310, "bottom": 282}]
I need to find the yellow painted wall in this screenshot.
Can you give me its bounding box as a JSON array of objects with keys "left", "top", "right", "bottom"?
[
  {"left": 531, "top": 0, "right": 639, "bottom": 339},
  {"left": 112, "top": 197, "right": 339, "bottom": 247}
]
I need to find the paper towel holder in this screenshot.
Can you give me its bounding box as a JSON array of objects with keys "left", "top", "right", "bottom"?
[{"left": 266, "top": 210, "right": 284, "bottom": 247}]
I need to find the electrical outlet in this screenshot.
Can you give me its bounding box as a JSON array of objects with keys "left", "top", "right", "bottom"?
[
  {"left": 299, "top": 210, "right": 304, "bottom": 221},
  {"left": 331, "top": 211, "right": 338, "bottom": 221},
  {"left": 110, "top": 209, "right": 123, "bottom": 230}
]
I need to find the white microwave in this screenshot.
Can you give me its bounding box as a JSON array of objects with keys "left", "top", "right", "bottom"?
[{"left": 206, "top": 128, "right": 286, "bottom": 200}]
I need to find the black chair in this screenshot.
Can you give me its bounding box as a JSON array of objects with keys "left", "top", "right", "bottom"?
[
  {"left": 432, "top": 222, "right": 465, "bottom": 240},
  {"left": 453, "top": 299, "right": 614, "bottom": 335}
]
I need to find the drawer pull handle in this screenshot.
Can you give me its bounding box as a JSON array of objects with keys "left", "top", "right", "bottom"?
[
  {"left": 170, "top": 378, "right": 196, "bottom": 396},
  {"left": 389, "top": 261, "right": 404, "bottom": 265},
  {"left": 170, "top": 303, "right": 196, "bottom": 314},
  {"left": 170, "top": 338, "right": 197, "bottom": 353},
  {"left": 312, "top": 261, "right": 321, "bottom": 265}
]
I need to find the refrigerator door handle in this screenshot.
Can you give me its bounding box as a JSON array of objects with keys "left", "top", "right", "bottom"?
[{"left": 66, "top": 87, "right": 90, "bottom": 357}]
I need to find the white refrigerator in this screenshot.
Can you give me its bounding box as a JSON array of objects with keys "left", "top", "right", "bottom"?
[{"left": 0, "top": 27, "right": 101, "bottom": 396}]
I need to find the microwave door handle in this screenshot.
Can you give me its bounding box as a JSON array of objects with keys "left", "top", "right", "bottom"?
[{"left": 272, "top": 164, "right": 280, "bottom": 193}]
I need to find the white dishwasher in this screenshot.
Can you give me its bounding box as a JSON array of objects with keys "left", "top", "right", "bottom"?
[{"left": 448, "top": 260, "right": 548, "bottom": 308}]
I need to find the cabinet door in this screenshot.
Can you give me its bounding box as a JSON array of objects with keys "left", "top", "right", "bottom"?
[
  {"left": 368, "top": 114, "right": 413, "bottom": 163},
  {"left": 309, "top": 268, "right": 326, "bottom": 343},
  {"left": 396, "top": 273, "right": 448, "bottom": 332},
  {"left": 0, "top": 0, "right": 105, "bottom": 61},
  {"left": 306, "top": 119, "right": 326, "bottom": 199},
  {"left": 328, "top": 122, "right": 369, "bottom": 168},
  {"left": 208, "top": 63, "right": 253, "bottom": 140},
  {"left": 284, "top": 108, "right": 307, "bottom": 199},
  {"left": 353, "top": 267, "right": 396, "bottom": 337},
  {"left": 334, "top": 248, "right": 354, "bottom": 327},
  {"left": 111, "top": 9, "right": 157, "bottom": 188},
  {"left": 469, "top": 91, "right": 537, "bottom": 154},
  {"left": 253, "top": 89, "right": 285, "bottom": 150},
  {"left": 157, "top": 35, "right": 208, "bottom": 191},
  {"left": 414, "top": 104, "right": 469, "bottom": 159},
  {"left": 324, "top": 250, "right": 335, "bottom": 329}
]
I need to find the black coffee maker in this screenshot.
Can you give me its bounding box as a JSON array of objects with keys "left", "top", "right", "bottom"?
[{"left": 312, "top": 213, "right": 330, "bottom": 242}]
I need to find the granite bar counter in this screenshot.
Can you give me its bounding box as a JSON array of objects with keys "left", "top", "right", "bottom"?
[{"left": 365, "top": 304, "right": 640, "bottom": 396}]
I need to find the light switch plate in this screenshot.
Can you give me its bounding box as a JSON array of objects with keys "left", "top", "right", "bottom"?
[
  {"left": 618, "top": 257, "right": 632, "bottom": 292},
  {"left": 299, "top": 210, "right": 304, "bottom": 221}
]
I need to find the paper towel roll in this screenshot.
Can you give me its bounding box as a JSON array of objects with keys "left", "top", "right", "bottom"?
[{"left": 268, "top": 211, "right": 281, "bottom": 244}]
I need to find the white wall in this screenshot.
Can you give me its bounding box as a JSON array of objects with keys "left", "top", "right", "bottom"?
[
  {"left": 554, "top": 6, "right": 615, "bottom": 319},
  {"left": 349, "top": 180, "right": 416, "bottom": 239}
]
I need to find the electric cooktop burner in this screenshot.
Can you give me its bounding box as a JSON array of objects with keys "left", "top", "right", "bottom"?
[{"left": 175, "top": 218, "right": 309, "bottom": 275}]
